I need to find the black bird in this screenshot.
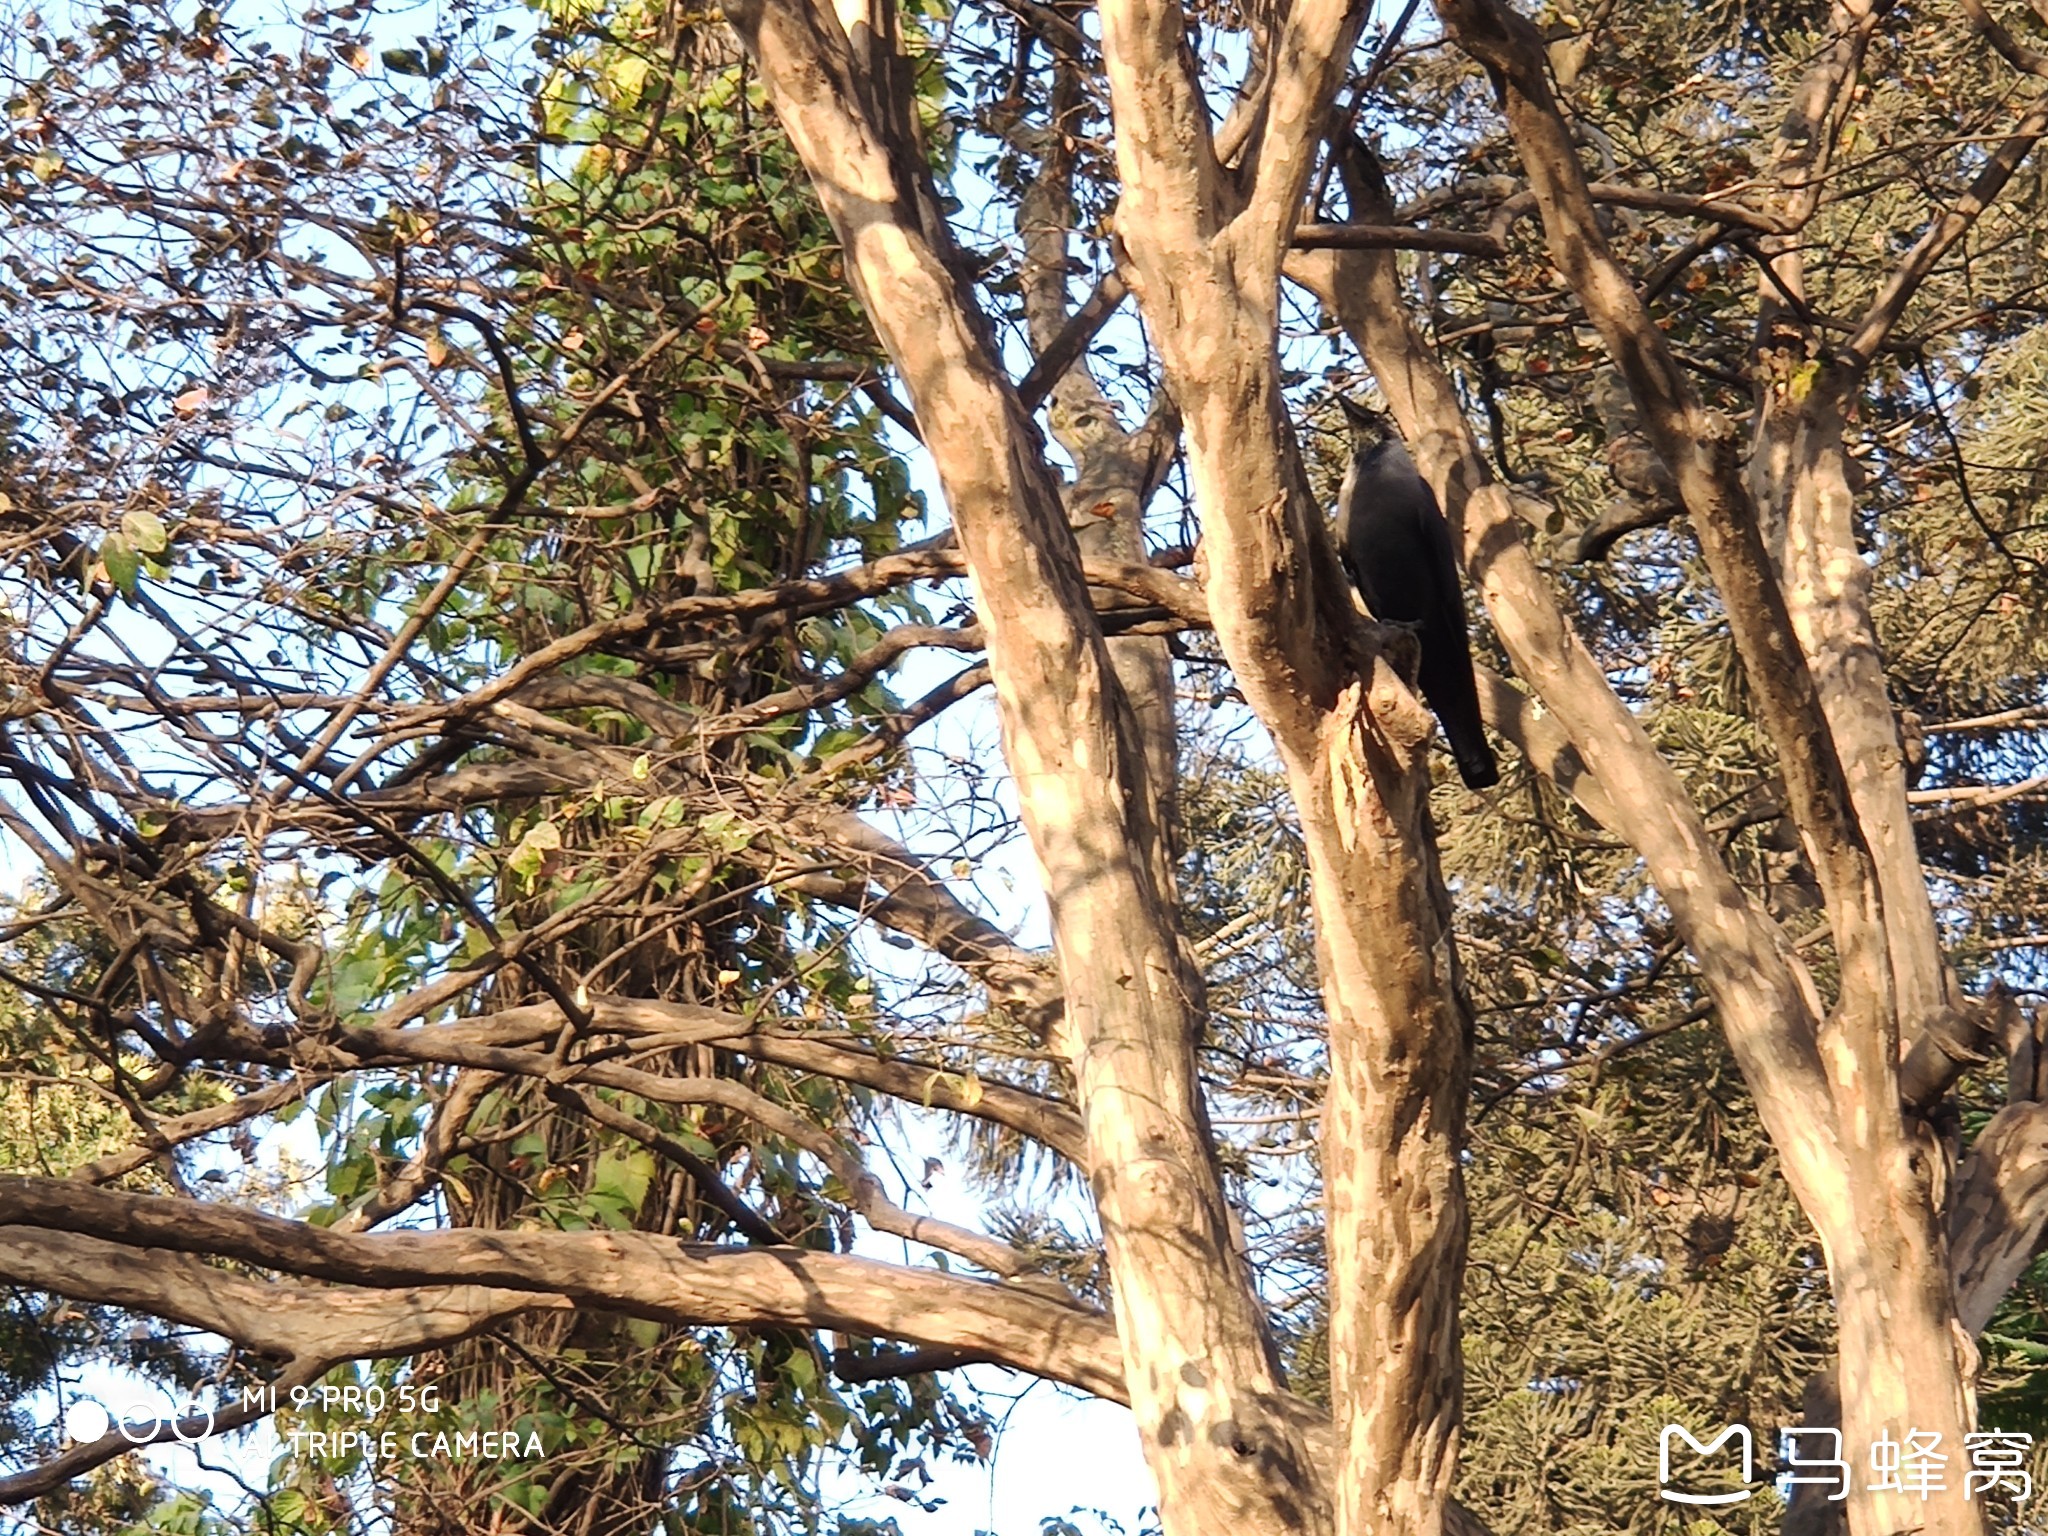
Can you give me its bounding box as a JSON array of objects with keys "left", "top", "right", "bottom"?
[{"left": 1335, "top": 399, "right": 1501, "bottom": 790}]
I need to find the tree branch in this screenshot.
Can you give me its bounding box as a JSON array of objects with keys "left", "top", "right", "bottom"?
[
  {"left": 0, "top": 1176, "right": 1129, "bottom": 1399},
  {"left": 1017, "top": 270, "right": 1131, "bottom": 411},
  {"left": 1961, "top": 0, "right": 2048, "bottom": 79},
  {"left": 1838, "top": 88, "right": 2048, "bottom": 372},
  {"left": 1434, "top": 0, "right": 1895, "bottom": 1058},
  {"left": 69, "top": 1077, "right": 315, "bottom": 1185},
  {"left": 1953, "top": 1100, "right": 2048, "bottom": 1332},
  {"left": 1291, "top": 223, "right": 1506, "bottom": 257}
]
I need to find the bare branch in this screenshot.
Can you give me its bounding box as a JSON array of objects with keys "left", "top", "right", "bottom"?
[
  {"left": 333, "top": 1069, "right": 498, "bottom": 1234},
  {"left": 1473, "top": 667, "right": 1619, "bottom": 831},
  {"left": 69, "top": 1077, "right": 315, "bottom": 1185},
  {"left": 1292, "top": 223, "right": 1506, "bottom": 257},
  {"left": 0, "top": 1176, "right": 1129, "bottom": 1399},
  {"left": 1838, "top": 89, "right": 2048, "bottom": 371},
  {"left": 1018, "top": 270, "right": 1131, "bottom": 411},
  {"left": 1962, "top": 0, "right": 2048, "bottom": 78}
]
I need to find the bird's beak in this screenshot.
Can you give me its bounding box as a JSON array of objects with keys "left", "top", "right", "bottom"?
[{"left": 1337, "top": 397, "right": 1387, "bottom": 435}]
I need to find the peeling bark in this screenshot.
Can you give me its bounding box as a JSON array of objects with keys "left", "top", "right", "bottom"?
[
  {"left": 720, "top": 3, "right": 1322, "bottom": 1528},
  {"left": 1094, "top": 0, "right": 1473, "bottom": 1530}
]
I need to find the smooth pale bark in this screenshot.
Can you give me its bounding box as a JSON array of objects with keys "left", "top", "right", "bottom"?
[
  {"left": 1307, "top": 7, "right": 1986, "bottom": 1505},
  {"left": 1095, "top": 2, "right": 1472, "bottom": 1533},
  {"left": 1751, "top": 390, "right": 1954, "bottom": 1035},
  {"left": 719, "top": 4, "right": 1319, "bottom": 1530},
  {"left": 1749, "top": 13, "right": 2048, "bottom": 1060},
  {"left": 1738, "top": 0, "right": 1950, "bottom": 1037},
  {"left": 1953, "top": 1101, "right": 2048, "bottom": 1334},
  {"left": 0, "top": 1177, "right": 1129, "bottom": 1395},
  {"left": 1015, "top": 62, "right": 1183, "bottom": 844}
]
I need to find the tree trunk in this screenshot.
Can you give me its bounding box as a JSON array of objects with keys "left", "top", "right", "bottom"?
[{"left": 723, "top": 5, "right": 1326, "bottom": 1530}]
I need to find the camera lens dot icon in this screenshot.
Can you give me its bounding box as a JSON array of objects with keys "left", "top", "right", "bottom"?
[{"left": 62, "top": 1401, "right": 111, "bottom": 1444}]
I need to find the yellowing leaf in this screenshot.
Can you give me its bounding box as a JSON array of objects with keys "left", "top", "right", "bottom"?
[
  {"left": 606, "top": 53, "right": 650, "bottom": 101},
  {"left": 506, "top": 820, "right": 562, "bottom": 883},
  {"left": 121, "top": 509, "right": 169, "bottom": 555},
  {"left": 630, "top": 752, "right": 651, "bottom": 781}
]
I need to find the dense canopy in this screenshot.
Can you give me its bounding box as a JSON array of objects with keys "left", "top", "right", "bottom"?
[{"left": 2, "top": 0, "right": 2047, "bottom": 1534}]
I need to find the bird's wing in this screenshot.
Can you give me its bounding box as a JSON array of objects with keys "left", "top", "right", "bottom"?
[
  {"left": 1413, "top": 482, "right": 1471, "bottom": 634},
  {"left": 1338, "top": 461, "right": 1386, "bottom": 615}
]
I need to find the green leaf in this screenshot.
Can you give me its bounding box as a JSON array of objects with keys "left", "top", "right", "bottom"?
[
  {"left": 673, "top": 1125, "right": 717, "bottom": 1159},
  {"left": 268, "top": 1490, "right": 309, "bottom": 1521},
  {"left": 100, "top": 532, "right": 139, "bottom": 597},
  {"left": 591, "top": 1147, "right": 655, "bottom": 1215},
  {"left": 326, "top": 1152, "right": 372, "bottom": 1200},
  {"left": 605, "top": 52, "right": 649, "bottom": 100},
  {"left": 381, "top": 47, "right": 426, "bottom": 74}
]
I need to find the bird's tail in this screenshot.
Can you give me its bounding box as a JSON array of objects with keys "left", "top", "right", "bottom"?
[
  {"left": 1419, "top": 652, "right": 1501, "bottom": 790},
  {"left": 1450, "top": 736, "right": 1501, "bottom": 791}
]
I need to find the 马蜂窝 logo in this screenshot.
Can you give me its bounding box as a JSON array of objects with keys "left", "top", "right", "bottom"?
[{"left": 1659, "top": 1423, "right": 1755, "bottom": 1506}]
